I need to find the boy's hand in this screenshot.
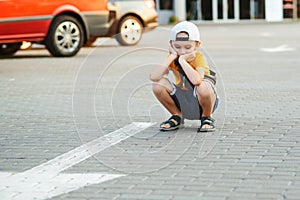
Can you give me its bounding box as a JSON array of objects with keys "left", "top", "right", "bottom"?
[
  {"left": 168, "top": 44, "right": 177, "bottom": 58},
  {"left": 180, "top": 51, "right": 196, "bottom": 62}
]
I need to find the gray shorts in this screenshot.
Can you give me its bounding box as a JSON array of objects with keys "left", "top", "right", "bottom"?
[{"left": 170, "top": 80, "right": 219, "bottom": 120}]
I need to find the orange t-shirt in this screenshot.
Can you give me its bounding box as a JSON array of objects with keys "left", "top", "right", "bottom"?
[{"left": 168, "top": 52, "right": 210, "bottom": 85}]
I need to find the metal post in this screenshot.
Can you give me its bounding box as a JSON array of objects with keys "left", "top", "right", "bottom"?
[
  {"left": 213, "top": 0, "right": 218, "bottom": 21},
  {"left": 223, "top": 0, "right": 228, "bottom": 20},
  {"left": 293, "top": 0, "right": 298, "bottom": 19},
  {"left": 235, "top": 0, "right": 240, "bottom": 20},
  {"left": 250, "top": 0, "right": 255, "bottom": 19},
  {"left": 174, "top": 0, "right": 186, "bottom": 21},
  {"left": 197, "top": 0, "right": 202, "bottom": 20}
]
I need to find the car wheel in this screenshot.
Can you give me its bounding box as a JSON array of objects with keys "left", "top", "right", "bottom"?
[
  {"left": 0, "top": 43, "right": 21, "bottom": 57},
  {"left": 45, "top": 15, "right": 84, "bottom": 57},
  {"left": 116, "top": 16, "right": 143, "bottom": 46}
]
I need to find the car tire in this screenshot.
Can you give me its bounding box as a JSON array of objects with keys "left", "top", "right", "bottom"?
[
  {"left": 0, "top": 43, "right": 21, "bottom": 57},
  {"left": 45, "top": 15, "right": 84, "bottom": 57},
  {"left": 116, "top": 16, "right": 143, "bottom": 46}
]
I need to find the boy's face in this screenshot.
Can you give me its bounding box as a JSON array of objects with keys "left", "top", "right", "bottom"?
[{"left": 170, "top": 32, "right": 200, "bottom": 56}]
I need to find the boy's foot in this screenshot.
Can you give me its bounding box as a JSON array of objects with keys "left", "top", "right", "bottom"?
[
  {"left": 160, "top": 115, "right": 181, "bottom": 131},
  {"left": 198, "top": 116, "right": 215, "bottom": 132}
]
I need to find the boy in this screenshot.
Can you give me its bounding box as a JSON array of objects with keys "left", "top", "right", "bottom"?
[{"left": 149, "top": 21, "right": 218, "bottom": 132}]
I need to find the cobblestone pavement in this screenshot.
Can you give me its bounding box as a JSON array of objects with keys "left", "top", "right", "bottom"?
[{"left": 0, "top": 22, "right": 299, "bottom": 200}]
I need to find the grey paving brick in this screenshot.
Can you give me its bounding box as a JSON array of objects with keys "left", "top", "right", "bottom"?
[{"left": 1, "top": 22, "right": 300, "bottom": 200}]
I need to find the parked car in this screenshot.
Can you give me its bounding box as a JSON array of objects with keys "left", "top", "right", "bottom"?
[
  {"left": 0, "top": 0, "right": 158, "bottom": 57},
  {"left": 106, "top": 0, "right": 158, "bottom": 46}
]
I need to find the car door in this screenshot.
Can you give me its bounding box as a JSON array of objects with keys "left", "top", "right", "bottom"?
[{"left": 0, "top": 0, "right": 51, "bottom": 43}]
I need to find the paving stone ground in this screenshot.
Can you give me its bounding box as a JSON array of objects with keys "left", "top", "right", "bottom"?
[{"left": 0, "top": 21, "right": 299, "bottom": 199}]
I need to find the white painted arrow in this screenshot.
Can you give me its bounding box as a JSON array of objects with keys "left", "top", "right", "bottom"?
[
  {"left": 0, "top": 122, "right": 154, "bottom": 200},
  {"left": 260, "top": 44, "right": 296, "bottom": 53}
]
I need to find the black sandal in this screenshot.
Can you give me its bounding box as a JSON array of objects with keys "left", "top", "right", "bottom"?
[
  {"left": 198, "top": 116, "right": 216, "bottom": 132},
  {"left": 160, "top": 115, "right": 182, "bottom": 131}
]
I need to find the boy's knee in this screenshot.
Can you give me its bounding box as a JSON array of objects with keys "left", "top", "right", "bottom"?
[
  {"left": 196, "top": 83, "right": 213, "bottom": 99},
  {"left": 152, "top": 78, "right": 172, "bottom": 93},
  {"left": 152, "top": 82, "right": 163, "bottom": 93}
]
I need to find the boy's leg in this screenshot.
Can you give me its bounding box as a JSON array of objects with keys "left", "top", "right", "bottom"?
[
  {"left": 196, "top": 81, "right": 217, "bottom": 129},
  {"left": 152, "top": 78, "right": 182, "bottom": 128}
]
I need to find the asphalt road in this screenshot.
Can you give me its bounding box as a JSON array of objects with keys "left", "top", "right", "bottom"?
[{"left": 0, "top": 21, "right": 300, "bottom": 200}]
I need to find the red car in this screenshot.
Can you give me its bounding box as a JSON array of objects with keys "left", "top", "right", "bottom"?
[{"left": 0, "top": 0, "right": 158, "bottom": 57}]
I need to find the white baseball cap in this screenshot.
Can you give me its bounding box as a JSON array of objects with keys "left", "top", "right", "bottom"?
[{"left": 169, "top": 21, "right": 200, "bottom": 41}]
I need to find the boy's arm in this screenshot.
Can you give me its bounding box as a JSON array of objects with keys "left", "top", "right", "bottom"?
[
  {"left": 178, "top": 52, "right": 204, "bottom": 86},
  {"left": 149, "top": 53, "right": 177, "bottom": 82}
]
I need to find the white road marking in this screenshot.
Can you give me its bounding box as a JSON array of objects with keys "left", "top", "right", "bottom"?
[
  {"left": 260, "top": 44, "right": 296, "bottom": 52},
  {"left": 260, "top": 32, "right": 272, "bottom": 37},
  {"left": 0, "top": 172, "right": 123, "bottom": 200},
  {"left": 0, "top": 122, "right": 154, "bottom": 200}
]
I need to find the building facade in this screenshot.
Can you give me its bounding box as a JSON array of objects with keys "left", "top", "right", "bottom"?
[{"left": 155, "top": 0, "right": 300, "bottom": 24}]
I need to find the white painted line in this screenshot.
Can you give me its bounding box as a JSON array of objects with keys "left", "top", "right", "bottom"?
[
  {"left": 25, "top": 122, "right": 154, "bottom": 175},
  {"left": 0, "top": 172, "right": 124, "bottom": 200},
  {"left": 260, "top": 44, "right": 296, "bottom": 52},
  {"left": 259, "top": 32, "right": 272, "bottom": 37},
  {"left": 0, "top": 122, "right": 154, "bottom": 200}
]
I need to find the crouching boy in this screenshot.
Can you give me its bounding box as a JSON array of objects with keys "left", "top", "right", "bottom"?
[{"left": 149, "top": 21, "right": 219, "bottom": 132}]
